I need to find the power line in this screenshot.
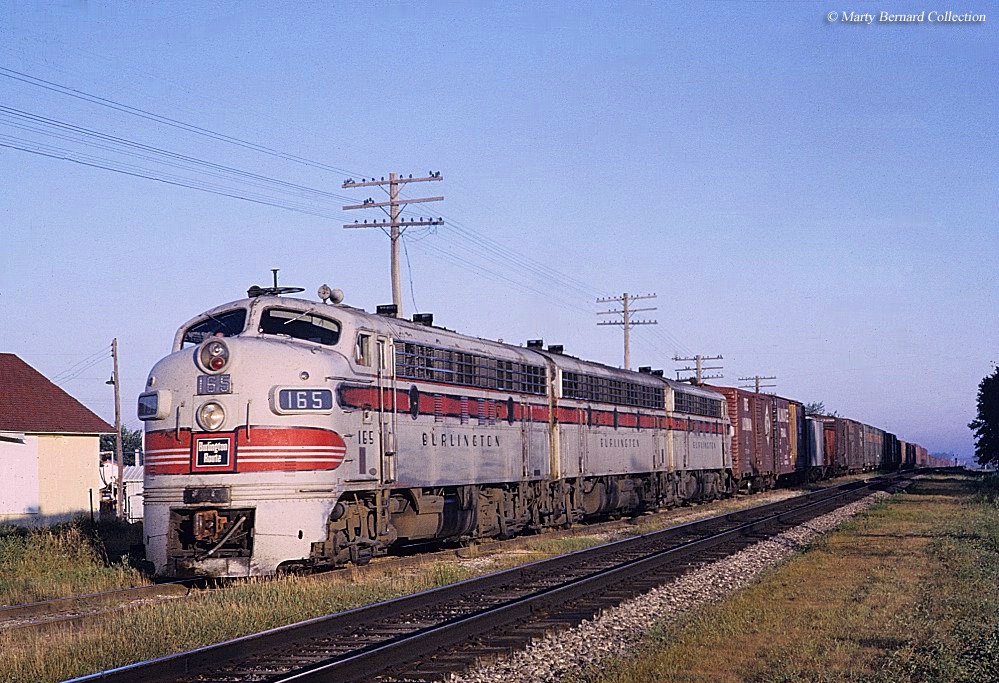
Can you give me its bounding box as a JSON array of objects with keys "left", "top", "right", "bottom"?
[
  {"left": 53, "top": 353, "right": 110, "bottom": 386},
  {"left": 0, "top": 65, "right": 606, "bottom": 304},
  {"left": 49, "top": 344, "right": 111, "bottom": 383},
  {"left": 411, "top": 239, "right": 594, "bottom": 315},
  {"left": 0, "top": 105, "right": 356, "bottom": 203},
  {"left": 0, "top": 104, "right": 612, "bottom": 321},
  {"left": 2, "top": 126, "right": 611, "bottom": 323},
  {"left": 0, "top": 118, "right": 352, "bottom": 211},
  {"left": 0, "top": 135, "right": 347, "bottom": 221},
  {"left": 0, "top": 66, "right": 364, "bottom": 177},
  {"left": 0, "top": 70, "right": 696, "bottom": 351},
  {"left": 402, "top": 234, "right": 419, "bottom": 314}
]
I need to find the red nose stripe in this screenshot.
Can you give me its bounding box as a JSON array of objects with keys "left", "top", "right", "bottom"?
[
  {"left": 236, "top": 428, "right": 346, "bottom": 472},
  {"left": 144, "top": 428, "right": 346, "bottom": 474},
  {"left": 145, "top": 430, "right": 193, "bottom": 475}
]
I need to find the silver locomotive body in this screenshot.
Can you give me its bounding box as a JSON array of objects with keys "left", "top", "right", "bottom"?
[{"left": 139, "top": 294, "right": 731, "bottom": 577}]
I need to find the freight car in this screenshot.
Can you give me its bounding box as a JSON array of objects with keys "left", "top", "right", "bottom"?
[
  {"left": 138, "top": 288, "right": 732, "bottom": 577},
  {"left": 701, "top": 386, "right": 810, "bottom": 491}
]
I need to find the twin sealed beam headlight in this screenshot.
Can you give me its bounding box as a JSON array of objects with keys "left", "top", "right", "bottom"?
[
  {"left": 197, "top": 401, "right": 226, "bottom": 431},
  {"left": 199, "top": 339, "right": 230, "bottom": 373}
]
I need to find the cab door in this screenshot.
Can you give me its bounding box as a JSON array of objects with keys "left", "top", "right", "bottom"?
[
  {"left": 520, "top": 398, "right": 532, "bottom": 479},
  {"left": 376, "top": 336, "right": 396, "bottom": 484}
]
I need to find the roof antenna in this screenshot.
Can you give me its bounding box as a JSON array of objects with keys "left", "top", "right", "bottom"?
[{"left": 247, "top": 268, "right": 305, "bottom": 298}]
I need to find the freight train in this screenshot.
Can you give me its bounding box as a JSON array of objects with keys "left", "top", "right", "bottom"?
[{"left": 138, "top": 286, "right": 933, "bottom": 578}]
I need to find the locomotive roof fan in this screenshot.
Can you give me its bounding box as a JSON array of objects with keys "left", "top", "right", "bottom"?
[{"left": 247, "top": 268, "right": 306, "bottom": 298}]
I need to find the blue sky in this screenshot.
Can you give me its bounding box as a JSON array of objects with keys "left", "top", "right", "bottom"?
[{"left": 1, "top": 1, "right": 995, "bottom": 459}]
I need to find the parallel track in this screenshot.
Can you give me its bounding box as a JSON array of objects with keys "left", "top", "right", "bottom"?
[
  {"left": 70, "top": 474, "right": 910, "bottom": 683},
  {"left": 0, "top": 580, "right": 197, "bottom": 633}
]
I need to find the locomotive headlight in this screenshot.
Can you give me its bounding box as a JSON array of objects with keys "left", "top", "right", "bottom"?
[
  {"left": 199, "top": 339, "right": 230, "bottom": 373},
  {"left": 197, "top": 401, "right": 226, "bottom": 431}
]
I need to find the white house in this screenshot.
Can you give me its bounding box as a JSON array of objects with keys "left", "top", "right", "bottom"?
[{"left": 0, "top": 353, "right": 113, "bottom": 525}]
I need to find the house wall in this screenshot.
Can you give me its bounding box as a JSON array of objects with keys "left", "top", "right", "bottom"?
[
  {"left": 0, "top": 435, "right": 41, "bottom": 523},
  {"left": 35, "top": 434, "right": 103, "bottom": 524}
]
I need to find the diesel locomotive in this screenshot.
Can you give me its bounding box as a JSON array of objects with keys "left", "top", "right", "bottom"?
[{"left": 138, "top": 286, "right": 731, "bottom": 577}]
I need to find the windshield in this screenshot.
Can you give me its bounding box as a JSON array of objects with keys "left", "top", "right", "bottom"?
[
  {"left": 182, "top": 309, "right": 247, "bottom": 347},
  {"left": 259, "top": 308, "right": 341, "bottom": 346}
]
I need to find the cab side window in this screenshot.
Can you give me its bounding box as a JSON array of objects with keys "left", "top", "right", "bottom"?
[{"left": 355, "top": 333, "right": 372, "bottom": 366}]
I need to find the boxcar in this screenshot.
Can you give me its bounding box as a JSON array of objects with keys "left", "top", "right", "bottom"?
[{"left": 703, "top": 385, "right": 777, "bottom": 491}]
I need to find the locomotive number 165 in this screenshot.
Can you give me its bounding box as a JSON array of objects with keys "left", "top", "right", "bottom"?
[{"left": 277, "top": 388, "right": 333, "bottom": 411}]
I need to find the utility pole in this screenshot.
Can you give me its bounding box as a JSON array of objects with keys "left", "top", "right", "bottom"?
[
  {"left": 674, "top": 354, "right": 724, "bottom": 384},
  {"left": 110, "top": 338, "right": 124, "bottom": 519},
  {"left": 739, "top": 374, "right": 777, "bottom": 393},
  {"left": 342, "top": 172, "right": 444, "bottom": 318},
  {"left": 596, "top": 293, "right": 657, "bottom": 369}
]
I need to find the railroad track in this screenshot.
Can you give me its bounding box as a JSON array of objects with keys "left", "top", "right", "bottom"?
[
  {"left": 5, "top": 479, "right": 824, "bottom": 635},
  {"left": 0, "top": 580, "right": 198, "bottom": 633},
  {"left": 1, "top": 486, "right": 783, "bottom": 635},
  {"left": 69, "top": 473, "right": 910, "bottom": 683}
]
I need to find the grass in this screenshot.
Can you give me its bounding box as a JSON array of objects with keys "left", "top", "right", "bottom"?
[
  {"left": 0, "top": 520, "right": 147, "bottom": 606},
  {"left": 573, "top": 473, "right": 999, "bottom": 683}
]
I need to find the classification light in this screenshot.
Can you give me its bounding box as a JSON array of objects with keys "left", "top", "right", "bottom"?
[{"left": 199, "top": 339, "right": 230, "bottom": 373}]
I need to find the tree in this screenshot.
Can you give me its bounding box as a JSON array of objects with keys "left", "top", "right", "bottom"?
[
  {"left": 803, "top": 402, "right": 839, "bottom": 417},
  {"left": 969, "top": 366, "right": 999, "bottom": 468},
  {"left": 803, "top": 401, "right": 826, "bottom": 416},
  {"left": 100, "top": 425, "right": 144, "bottom": 466}
]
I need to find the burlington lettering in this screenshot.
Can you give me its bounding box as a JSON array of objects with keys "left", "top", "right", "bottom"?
[
  {"left": 423, "top": 432, "right": 500, "bottom": 448},
  {"left": 598, "top": 437, "right": 640, "bottom": 448}
]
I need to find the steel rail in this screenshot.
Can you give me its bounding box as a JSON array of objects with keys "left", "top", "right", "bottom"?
[{"left": 66, "top": 474, "right": 907, "bottom": 683}]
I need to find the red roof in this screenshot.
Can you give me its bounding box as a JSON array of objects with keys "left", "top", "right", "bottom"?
[{"left": 0, "top": 353, "right": 114, "bottom": 434}]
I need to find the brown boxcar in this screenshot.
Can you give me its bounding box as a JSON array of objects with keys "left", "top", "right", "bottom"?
[
  {"left": 829, "top": 417, "right": 865, "bottom": 472},
  {"left": 710, "top": 386, "right": 754, "bottom": 484},
  {"left": 821, "top": 418, "right": 839, "bottom": 472},
  {"left": 863, "top": 424, "right": 884, "bottom": 471},
  {"left": 751, "top": 392, "right": 779, "bottom": 484},
  {"left": 772, "top": 396, "right": 794, "bottom": 476},
  {"left": 790, "top": 401, "right": 807, "bottom": 471},
  {"left": 704, "top": 385, "right": 777, "bottom": 491},
  {"left": 882, "top": 432, "right": 900, "bottom": 470}
]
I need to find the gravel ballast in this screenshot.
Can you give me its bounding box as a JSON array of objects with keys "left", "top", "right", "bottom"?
[{"left": 456, "top": 490, "right": 891, "bottom": 683}]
